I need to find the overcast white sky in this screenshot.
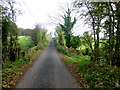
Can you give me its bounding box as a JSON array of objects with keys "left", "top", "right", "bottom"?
[{"left": 16, "top": 0, "right": 91, "bottom": 36}]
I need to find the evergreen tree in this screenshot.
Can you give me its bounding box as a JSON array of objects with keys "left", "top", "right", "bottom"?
[{"left": 59, "top": 8, "right": 76, "bottom": 48}]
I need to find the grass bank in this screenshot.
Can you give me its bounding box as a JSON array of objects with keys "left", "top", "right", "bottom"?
[
  {"left": 2, "top": 40, "right": 48, "bottom": 88},
  {"left": 56, "top": 44, "right": 120, "bottom": 88}
]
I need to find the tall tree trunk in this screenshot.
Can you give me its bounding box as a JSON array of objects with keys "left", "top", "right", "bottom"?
[
  {"left": 108, "top": 9, "right": 112, "bottom": 65},
  {"left": 114, "top": 3, "right": 120, "bottom": 66},
  {"left": 96, "top": 16, "right": 100, "bottom": 62}
]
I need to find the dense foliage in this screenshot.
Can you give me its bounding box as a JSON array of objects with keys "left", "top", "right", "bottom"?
[
  {"left": 55, "top": 1, "right": 120, "bottom": 88},
  {"left": 74, "top": 1, "right": 120, "bottom": 66},
  {"left": 56, "top": 1, "right": 120, "bottom": 67},
  {"left": 31, "top": 25, "right": 47, "bottom": 46},
  {"left": 2, "top": 0, "right": 21, "bottom": 62},
  {"left": 55, "top": 26, "right": 66, "bottom": 46}
]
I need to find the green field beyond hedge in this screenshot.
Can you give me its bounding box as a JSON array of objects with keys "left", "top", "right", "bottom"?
[{"left": 18, "top": 36, "right": 34, "bottom": 51}]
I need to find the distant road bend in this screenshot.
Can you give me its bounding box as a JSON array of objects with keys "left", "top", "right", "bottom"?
[{"left": 16, "top": 38, "right": 79, "bottom": 88}]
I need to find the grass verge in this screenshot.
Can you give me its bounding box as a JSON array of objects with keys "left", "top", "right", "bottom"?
[
  {"left": 56, "top": 44, "right": 120, "bottom": 88},
  {"left": 2, "top": 41, "right": 48, "bottom": 88}
]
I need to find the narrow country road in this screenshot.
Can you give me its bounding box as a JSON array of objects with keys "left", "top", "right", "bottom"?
[{"left": 16, "top": 38, "right": 79, "bottom": 88}]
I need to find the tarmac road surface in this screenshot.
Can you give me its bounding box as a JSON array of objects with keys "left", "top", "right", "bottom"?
[{"left": 16, "top": 38, "right": 79, "bottom": 88}]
